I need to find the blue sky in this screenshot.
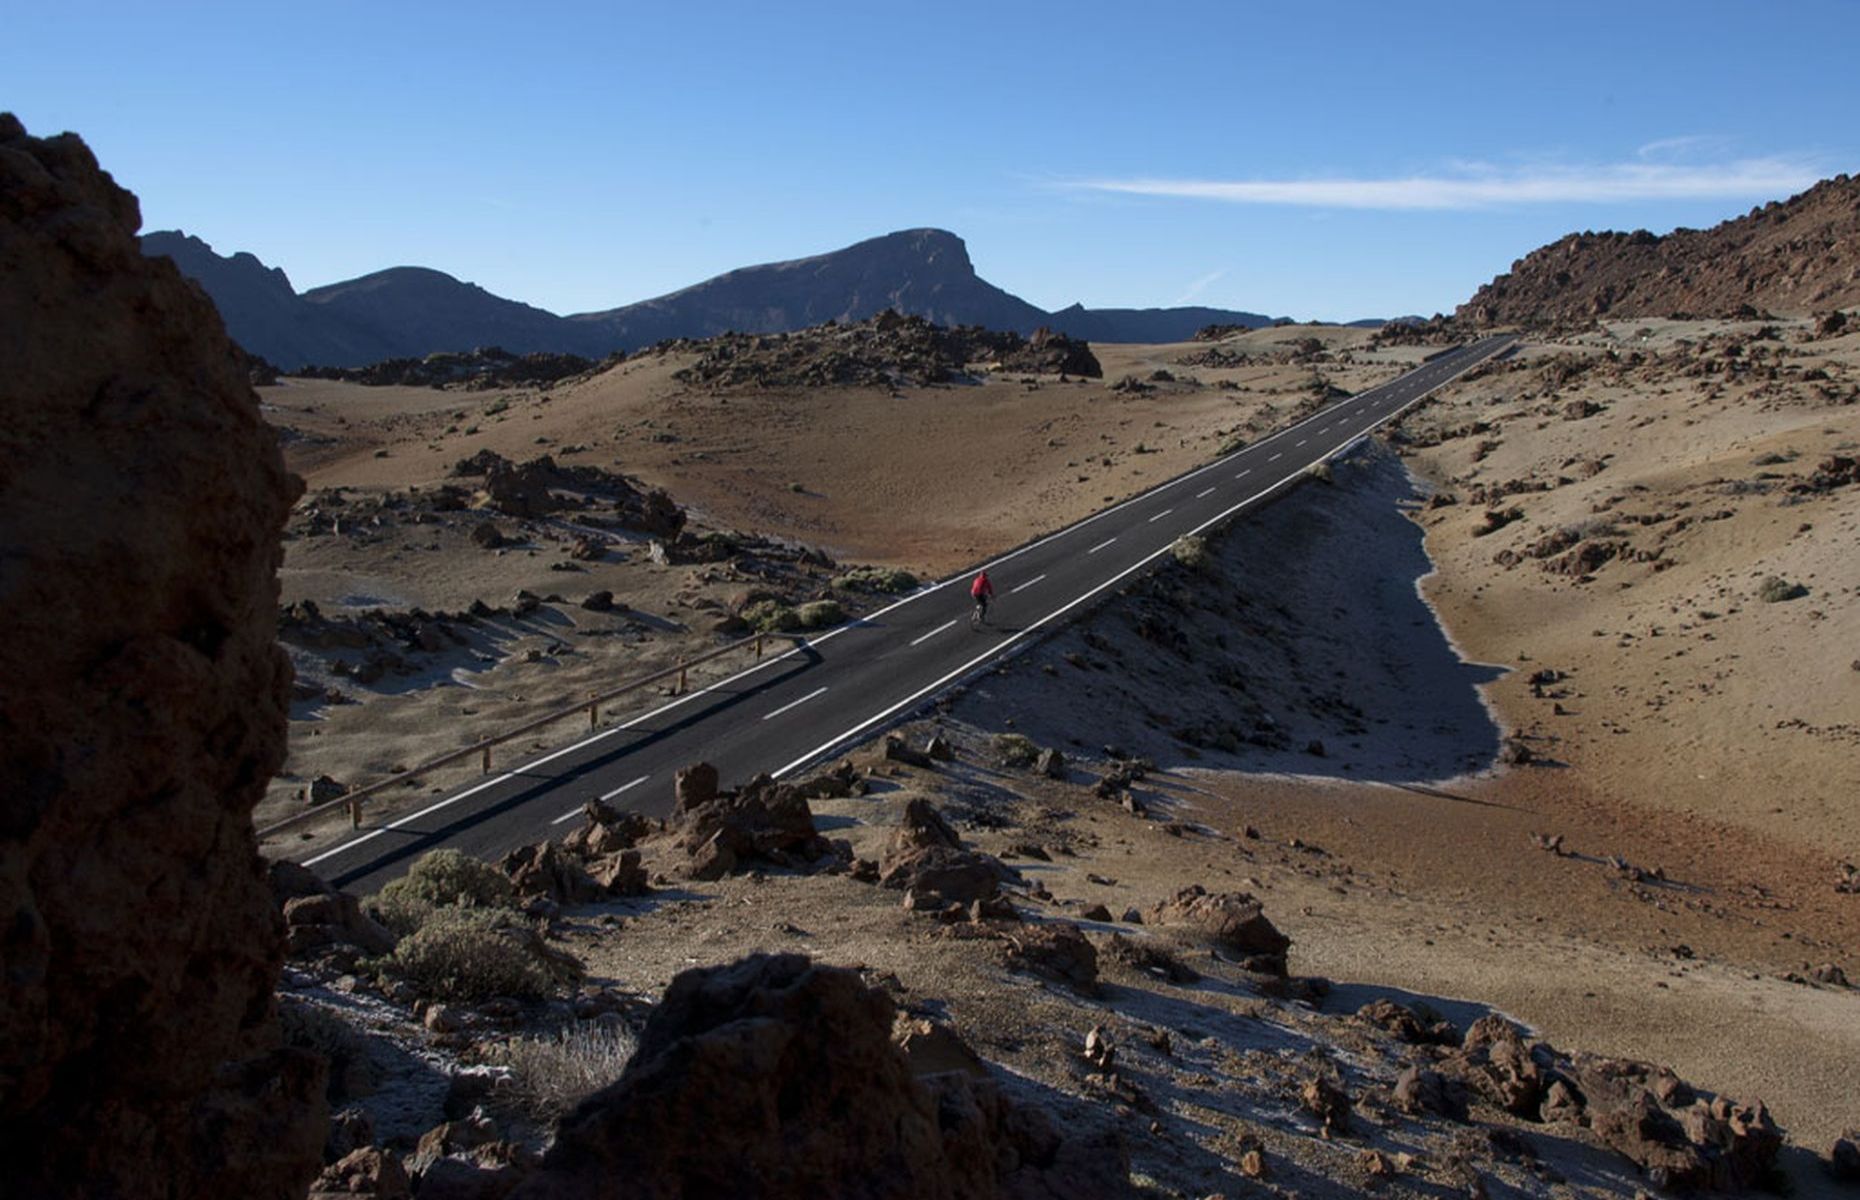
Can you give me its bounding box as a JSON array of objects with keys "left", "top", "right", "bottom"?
[{"left": 6, "top": 0, "right": 1856, "bottom": 320}]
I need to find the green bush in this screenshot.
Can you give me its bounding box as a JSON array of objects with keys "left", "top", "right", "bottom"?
[
  {"left": 796, "top": 599, "right": 846, "bottom": 629},
  {"left": 741, "top": 600, "right": 802, "bottom": 633},
  {"left": 831, "top": 566, "right": 919, "bottom": 594},
  {"left": 1757, "top": 575, "right": 1807, "bottom": 603},
  {"left": 379, "top": 907, "right": 572, "bottom": 1002},
  {"left": 367, "top": 848, "right": 515, "bottom": 937},
  {"left": 994, "top": 733, "right": 1040, "bottom": 768}
]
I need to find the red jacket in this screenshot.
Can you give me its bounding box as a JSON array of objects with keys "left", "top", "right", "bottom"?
[{"left": 971, "top": 572, "right": 994, "bottom": 598}]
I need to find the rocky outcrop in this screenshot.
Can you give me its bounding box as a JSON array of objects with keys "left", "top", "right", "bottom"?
[
  {"left": 1459, "top": 173, "right": 1860, "bottom": 326},
  {"left": 671, "top": 767, "right": 839, "bottom": 879},
  {"left": 509, "top": 954, "right": 1134, "bottom": 1199},
  {"left": 1429, "top": 1017, "right": 1784, "bottom": 1190},
  {"left": 1145, "top": 885, "right": 1291, "bottom": 975},
  {"left": 667, "top": 310, "right": 1105, "bottom": 389},
  {"left": 878, "top": 797, "right": 1019, "bottom": 915},
  {"left": 0, "top": 115, "right": 322, "bottom": 1197}
]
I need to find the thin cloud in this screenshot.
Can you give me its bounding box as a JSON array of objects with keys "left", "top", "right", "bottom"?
[
  {"left": 1068, "top": 157, "right": 1825, "bottom": 211},
  {"left": 1174, "top": 268, "right": 1226, "bottom": 305}
]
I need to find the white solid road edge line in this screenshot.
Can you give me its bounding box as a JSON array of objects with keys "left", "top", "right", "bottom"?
[
  {"left": 298, "top": 338, "right": 1508, "bottom": 870},
  {"left": 767, "top": 337, "right": 1511, "bottom": 780},
  {"left": 762, "top": 686, "right": 829, "bottom": 721},
  {"left": 553, "top": 774, "right": 650, "bottom": 823}
]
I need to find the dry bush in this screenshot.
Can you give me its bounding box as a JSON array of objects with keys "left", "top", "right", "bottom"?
[
  {"left": 994, "top": 733, "right": 1040, "bottom": 768},
  {"left": 495, "top": 1022, "right": 639, "bottom": 1122},
  {"left": 1170, "top": 535, "right": 1210, "bottom": 572}
]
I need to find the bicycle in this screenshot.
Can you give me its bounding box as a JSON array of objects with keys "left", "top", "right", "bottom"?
[{"left": 970, "top": 594, "right": 992, "bottom": 631}]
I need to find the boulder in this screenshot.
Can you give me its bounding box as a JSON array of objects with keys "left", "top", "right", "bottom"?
[
  {"left": 1444, "top": 1016, "right": 1548, "bottom": 1117},
  {"left": 1570, "top": 1056, "right": 1781, "bottom": 1191},
  {"left": 1034, "top": 747, "right": 1067, "bottom": 779},
  {"left": 672, "top": 771, "right": 836, "bottom": 878},
  {"left": 485, "top": 455, "right": 565, "bottom": 518},
  {"left": 1393, "top": 1066, "right": 1465, "bottom": 1120},
  {"left": 580, "top": 590, "right": 616, "bottom": 612},
  {"left": 589, "top": 850, "right": 650, "bottom": 897},
  {"left": 879, "top": 798, "right": 1016, "bottom": 909},
  {"left": 1300, "top": 1076, "right": 1352, "bottom": 1136},
  {"left": 1003, "top": 922, "right": 1100, "bottom": 994},
  {"left": 500, "top": 841, "right": 606, "bottom": 906},
  {"left": 311, "top": 1148, "right": 411, "bottom": 1199},
  {"left": 471, "top": 521, "right": 507, "bottom": 550},
  {"left": 1145, "top": 885, "right": 1291, "bottom": 975},
  {"left": 891, "top": 1014, "right": 989, "bottom": 1079},
  {"left": 1355, "top": 998, "right": 1456, "bottom": 1045},
  {"left": 1830, "top": 1129, "right": 1860, "bottom": 1182},
  {"left": 509, "top": 954, "right": 1133, "bottom": 1199},
  {"left": 0, "top": 115, "right": 324, "bottom": 1199}
]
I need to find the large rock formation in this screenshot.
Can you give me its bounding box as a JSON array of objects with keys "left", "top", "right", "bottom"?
[
  {"left": 512, "top": 954, "right": 1133, "bottom": 1199},
  {"left": 1459, "top": 173, "right": 1860, "bottom": 326},
  {"left": 0, "top": 114, "right": 323, "bottom": 1196}
]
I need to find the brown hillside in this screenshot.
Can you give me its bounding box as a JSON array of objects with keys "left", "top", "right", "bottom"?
[{"left": 1460, "top": 173, "right": 1860, "bottom": 326}]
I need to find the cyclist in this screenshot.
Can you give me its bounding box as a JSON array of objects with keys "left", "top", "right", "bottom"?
[{"left": 970, "top": 569, "right": 995, "bottom": 625}]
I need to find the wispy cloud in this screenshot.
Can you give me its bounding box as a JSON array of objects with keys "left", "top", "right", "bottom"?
[
  {"left": 1067, "top": 156, "right": 1824, "bottom": 212},
  {"left": 1174, "top": 268, "right": 1226, "bottom": 305}
]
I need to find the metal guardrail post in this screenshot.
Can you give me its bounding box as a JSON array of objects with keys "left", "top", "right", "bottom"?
[
  {"left": 348, "top": 796, "right": 361, "bottom": 828},
  {"left": 677, "top": 660, "right": 688, "bottom": 694},
  {"left": 588, "top": 701, "right": 599, "bottom": 730},
  {"left": 482, "top": 745, "right": 492, "bottom": 774}
]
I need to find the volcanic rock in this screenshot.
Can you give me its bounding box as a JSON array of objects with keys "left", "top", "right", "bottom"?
[
  {"left": 508, "top": 953, "right": 1133, "bottom": 1199},
  {"left": 1145, "top": 885, "right": 1291, "bottom": 975},
  {"left": 0, "top": 114, "right": 325, "bottom": 1198}
]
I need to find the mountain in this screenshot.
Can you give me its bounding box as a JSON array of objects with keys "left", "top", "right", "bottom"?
[
  {"left": 141, "top": 232, "right": 390, "bottom": 367},
  {"left": 1043, "top": 302, "right": 1274, "bottom": 343},
  {"left": 304, "top": 267, "right": 618, "bottom": 361},
  {"left": 1459, "top": 173, "right": 1860, "bottom": 327},
  {"left": 571, "top": 229, "right": 1054, "bottom": 346},
  {"left": 144, "top": 227, "right": 1300, "bottom": 370}
]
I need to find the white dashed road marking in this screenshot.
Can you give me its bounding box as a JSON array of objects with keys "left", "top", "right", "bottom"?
[
  {"left": 1147, "top": 509, "right": 1174, "bottom": 523},
  {"left": 1195, "top": 486, "right": 1216, "bottom": 499},
  {"left": 1009, "top": 574, "right": 1047, "bottom": 594},
  {"left": 763, "top": 686, "right": 828, "bottom": 721},
  {"left": 1088, "top": 537, "right": 1117, "bottom": 554},
  {"left": 910, "top": 619, "right": 958, "bottom": 646}
]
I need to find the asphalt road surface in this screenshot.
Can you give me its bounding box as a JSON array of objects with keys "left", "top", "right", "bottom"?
[{"left": 307, "top": 336, "right": 1514, "bottom": 891}]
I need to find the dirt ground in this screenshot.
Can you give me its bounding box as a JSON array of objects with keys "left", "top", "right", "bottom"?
[{"left": 266, "top": 318, "right": 1860, "bottom": 1169}]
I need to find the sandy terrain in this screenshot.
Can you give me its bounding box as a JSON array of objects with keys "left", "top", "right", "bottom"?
[{"left": 266, "top": 317, "right": 1860, "bottom": 1172}]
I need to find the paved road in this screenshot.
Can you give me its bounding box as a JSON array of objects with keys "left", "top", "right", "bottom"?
[{"left": 307, "top": 336, "right": 1513, "bottom": 891}]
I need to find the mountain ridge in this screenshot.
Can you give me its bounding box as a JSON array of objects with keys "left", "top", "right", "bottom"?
[
  {"left": 144, "top": 227, "right": 1318, "bottom": 369},
  {"left": 1460, "top": 172, "right": 1860, "bottom": 327}
]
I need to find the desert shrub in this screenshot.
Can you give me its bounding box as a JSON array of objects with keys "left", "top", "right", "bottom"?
[
  {"left": 994, "top": 733, "right": 1040, "bottom": 768},
  {"left": 495, "top": 1021, "right": 639, "bottom": 1122},
  {"left": 1757, "top": 575, "right": 1807, "bottom": 603},
  {"left": 279, "top": 996, "right": 381, "bottom": 1102},
  {"left": 741, "top": 600, "right": 802, "bottom": 633},
  {"left": 367, "top": 848, "right": 516, "bottom": 937},
  {"left": 795, "top": 599, "right": 846, "bottom": 629},
  {"left": 380, "top": 907, "right": 573, "bottom": 1002},
  {"left": 832, "top": 566, "right": 918, "bottom": 594},
  {"left": 1170, "top": 535, "right": 1210, "bottom": 572},
  {"left": 1306, "top": 461, "right": 1334, "bottom": 484}
]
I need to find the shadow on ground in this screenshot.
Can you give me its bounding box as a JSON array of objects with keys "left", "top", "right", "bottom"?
[{"left": 955, "top": 444, "right": 1507, "bottom": 785}]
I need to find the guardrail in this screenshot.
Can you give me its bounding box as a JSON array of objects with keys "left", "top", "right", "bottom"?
[{"left": 258, "top": 631, "right": 777, "bottom": 841}]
